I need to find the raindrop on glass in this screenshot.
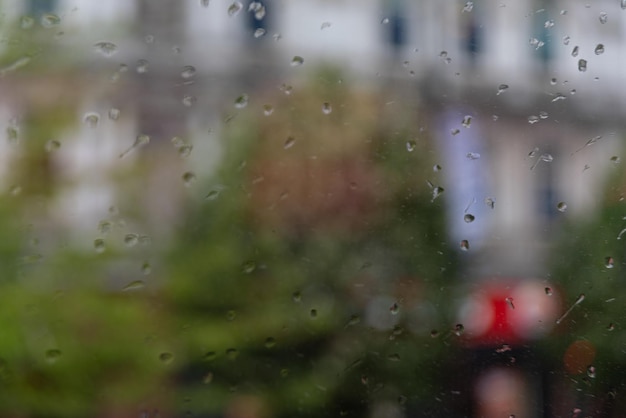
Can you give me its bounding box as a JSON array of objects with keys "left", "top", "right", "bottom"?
[
  {"left": 431, "top": 186, "right": 444, "bottom": 202},
  {"left": 45, "top": 140, "right": 60, "bottom": 152},
  {"left": 98, "top": 220, "right": 112, "bottom": 235},
  {"left": 550, "top": 78, "right": 557, "bottom": 85},
  {"left": 433, "top": 164, "right": 442, "bottom": 172},
  {"left": 263, "top": 104, "right": 274, "bottom": 116},
  {"left": 83, "top": 112, "right": 100, "bottom": 128},
  {"left": 322, "top": 102, "right": 332, "bottom": 114},
  {"left": 506, "top": 297, "right": 515, "bottom": 310},
  {"left": 144, "top": 34, "right": 154, "bottom": 44},
  {"left": 571, "top": 46, "right": 579, "bottom": 57},
  {"left": 242, "top": 260, "right": 256, "bottom": 274},
  {"left": 254, "top": 28, "right": 266, "bottom": 38},
  {"left": 283, "top": 136, "right": 296, "bottom": 150},
  {"left": 539, "top": 111, "right": 549, "bottom": 119},
  {"left": 182, "top": 95, "right": 197, "bottom": 107},
  {"left": 181, "top": 65, "right": 196, "bottom": 79},
  {"left": 45, "top": 349, "right": 62, "bottom": 363},
  {"left": 528, "top": 115, "right": 540, "bottom": 124},
  {"left": 182, "top": 171, "right": 197, "bottom": 187},
  {"left": 141, "top": 262, "right": 152, "bottom": 275},
  {"left": 464, "top": 214, "right": 475, "bottom": 223},
  {"left": 485, "top": 197, "right": 495, "bottom": 209},
  {"left": 544, "top": 19, "right": 554, "bottom": 28},
  {"left": 292, "top": 291, "right": 302, "bottom": 302},
  {"left": 205, "top": 189, "right": 220, "bottom": 200},
  {"left": 557, "top": 202, "right": 567, "bottom": 212},
  {"left": 20, "top": 15, "right": 35, "bottom": 29},
  {"left": 466, "top": 152, "right": 480, "bottom": 160},
  {"left": 599, "top": 12, "right": 608, "bottom": 24},
  {"left": 108, "top": 108, "right": 120, "bottom": 121},
  {"left": 381, "top": 17, "right": 390, "bottom": 24},
  {"left": 310, "top": 309, "right": 318, "bottom": 319},
  {"left": 454, "top": 323, "right": 464, "bottom": 336},
  {"left": 587, "top": 365, "right": 596, "bottom": 378},
  {"left": 389, "top": 302, "right": 399, "bottom": 315},
  {"left": 94, "top": 41, "right": 118, "bottom": 57},
  {"left": 462, "top": 115, "right": 472, "bottom": 128},
  {"left": 605, "top": 256, "right": 614, "bottom": 269},
  {"left": 387, "top": 353, "right": 401, "bottom": 361},
  {"left": 290, "top": 56, "right": 304, "bottom": 67},
  {"left": 551, "top": 93, "right": 566, "bottom": 102},
  {"left": 562, "top": 36, "right": 570, "bottom": 45},
  {"left": 201, "top": 0, "right": 210, "bottom": 7},
  {"left": 40, "top": 13, "right": 60, "bottom": 28},
  {"left": 610, "top": 156, "right": 621, "bottom": 164},
  {"left": 159, "top": 352, "right": 174, "bottom": 364},
  {"left": 406, "top": 140, "right": 416, "bottom": 152},
  {"left": 496, "top": 84, "right": 509, "bottom": 95},
  {"left": 594, "top": 44, "right": 605, "bottom": 55},
  {"left": 264, "top": 337, "right": 276, "bottom": 348},
  {"left": 463, "top": 2, "right": 474, "bottom": 12},
  {"left": 460, "top": 240, "right": 470, "bottom": 251},
  {"left": 124, "top": 233, "right": 139, "bottom": 247},
  {"left": 607, "top": 323, "right": 615, "bottom": 331},
  {"left": 120, "top": 134, "right": 150, "bottom": 158},
  {"left": 622, "top": 0, "right": 626, "bottom": 10},
  {"left": 178, "top": 144, "right": 193, "bottom": 158},
  {"left": 545, "top": 287, "right": 553, "bottom": 296},
  {"left": 122, "top": 280, "right": 145, "bottom": 291},
  {"left": 234, "top": 94, "right": 249, "bottom": 109},
  {"left": 321, "top": 21, "right": 332, "bottom": 30},
  {"left": 94, "top": 239, "right": 106, "bottom": 253},
  {"left": 228, "top": 2, "right": 243, "bottom": 17},
  {"left": 226, "top": 348, "right": 238, "bottom": 360},
  {"left": 136, "top": 59, "right": 149, "bottom": 74},
  {"left": 451, "top": 128, "right": 460, "bottom": 136}
]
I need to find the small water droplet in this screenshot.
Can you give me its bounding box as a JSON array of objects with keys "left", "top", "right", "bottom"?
[
  {"left": 182, "top": 95, "right": 197, "bottom": 107},
  {"left": 254, "top": 28, "right": 266, "bottom": 38},
  {"left": 466, "top": 152, "right": 480, "bottom": 160},
  {"left": 539, "top": 111, "right": 549, "bottom": 119},
  {"left": 496, "top": 84, "right": 509, "bottom": 95},
  {"left": 280, "top": 84, "right": 293, "bottom": 95},
  {"left": 141, "top": 262, "right": 152, "bottom": 275},
  {"left": 98, "top": 220, "right": 112, "bottom": 235},
  {"left": 45, "top": 139, "right": 60, "bottom": 152},
  {"left": 203, "top": 351, "right": 217, "bottom": 361},
  {"left": 562, "top": 36, "right": 570, "bottom": 45},
  {"left": 599, "top": 12, "right": 608, "bottom": 24},
  {"left": 578, "top": 59, "right": 587, "bottom": 72},
  {"left": 545, "top": 287, "right": 553, "bottom": 296},
  {"left": 381, "top": 17, "right": 390, "bottom": 24},
  {"left": 321, "top": 21, "right": 332, "bottom": 30},
  {"left": 622, "top": 0, "right": 626, "bottom": 10},
  {"left": 387, "top": 353, "right": 401, "bottom": 361},
  {"left": 201, "top": 0, "right": 210, "bottom": 7},
  {"left": 454, "top": 323, "right": 464, "bottom": 336},
  {"left": 451, "top": 128, "right": 460, "bottom": 136},
  {"left": 228, "top": 2, "right": 243, "bottom": 17},
  {"left": 122, "top": 280, "right": 145, "bottom": 291},
  {"left": 94, "top": 238, "right": 106, "bottom": 253},
  {"left": 552, "top": 93, "right": 566, "bottom": 102},
  {"left": 205, "top": 189, "right": 221, "bottom": 200},
  {"left": 234, "top": 94, "right": 249, "bottom": 109},
  {"left": 124, "top": 233, "right": 139, "bottom": 247},
  {"left": 322, "top": 102, "right": 332, "bottom": 114},
  {"left": 594, "top": 44, "right": 605, "bottom": 55},
  {"left": 587, "top": 365, "right": 596, "bottom": 378},
  {"left": 346, "top": 314, "right": 360, "bottom": 327},
  {"left": 550, "top": 77, "right": 558, "bottom": 85},
  {"left": 144, "top": 34, "right": 154, "bottom": 44},
  {"left": 290, "top": 56, "right": 304, "bottom": 67},
  {"left": 136, "top": 59, "right": 149, "bottom": 74},
  {"left": 108, "top": 108, "right": 120, "bottom": 121},
  {"left": 463, "top": 1, "right": 474, "bottom": 12},
  {"left": 45, "top": 349, "right": 62, "bottom": 363},
  {"left": 605, "top": 256, "right": 614, "bottom": 269},
  {"left": 83, "top": 112, "right": 100, "bottom": 128},
  {"left": 464, "top": 214, "right": 475, "bottom": 223},
  {"left": 6, "top": 124, "right": 19, "bottom": 144},
  {"left": 406, "top": 140, "right": 416, "bottom": 152},
  {"left": 430, "top": 329, "right": 439, "bottom": 338},
  {"left": 389, "top": 302, "right": 399, "bottom": 315},
  {"left": 181, "top": 65, "right": 196, "bottom": 79},
  {"left": 610, "top": 155, "right": 621, "bottom": 164},
  {"left": 310, "top": 309, "right": 318, "bottom": 319},
  {"left": 433, "top": 164, "right": 442, "bottom": 172},
  {"left": 203, "top": 371, "right": 213, "bottom": 384},
  {"left": 159, "top": 352, "right": 174, "bottom": 363},
  {"left": 439, "top": 51, "right": 448, "bottom": 58},
  {"left": 283, "top": 136, "right": 296, "bottom": 150},
  {"left": 557, "top": 202, "right": 567, "bottom": 212},
  {"left": 607, "top": 322, "right": 615, "bottom": 331},
  {"left": 226, "top": 348, "right": 238, "bottom": 360},
  {"left": 182, "top": 171, "right": 197, "bottom": 187},
  {"left": 263, "top": 104, "right": 274, "bottom": 116},
  {"left": 462, "top": 115, "right": 472, "bottom": 127},
  {"left": 544, "top": 19, "right": 555, "bottom": 28},
  {"left": 120, "top": 134, "right": 150, "bottom": 158},
  {"left": 40, "top": 13, "right": 60, "bottom": 28},
  {"left": 571, "top": 45, "right": 579, "bottom": 57},
  {"left": 264, "top": 337, "right": 276, "bottom": 348},
  {"left": 242, "top": 260, "right": 256, "bottom": 274},
  {"left": 460, "top": 240, "right": 470, "bottom": 251},
  {"left": 505, "top": 297, "right": 515, "bottom": 310},
  {"left": 20, "top": 15, "right": 35, "bottom": 29},
  {"left": 292, "top": 291, "right": 302, "bottom": 302},
  {"left": 484, "top": 197, "right": 495, "bottom": 209},
  {"left": 431, "top": 186, "right": 444, "bottom": 202},
  {"left": 93, "top": 41, "right": 118, "bottom": 57}
]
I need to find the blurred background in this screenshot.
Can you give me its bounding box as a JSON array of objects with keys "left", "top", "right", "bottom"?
[{"left": 0, "top": 0, "right": 625, "bottom": 417}]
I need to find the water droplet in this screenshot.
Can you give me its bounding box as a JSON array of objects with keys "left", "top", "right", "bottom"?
[
  {"left": 45, "top": 349, "right": 62, "bottom": 363},
  {"left": 545, "top": 287, "right": 553, "bottom": 296},
  {"left": 45, "top": 140, "right": 60, "bottom": 152},
  {"left": 182, "top": 95, "right": 197, "bottom": 107},
  {"left": 226, "top": 348, "right": 238, "bottom": 360},
  {"left": 263, "top": 104, "right": 274, "bottom": 116},
  {"left": 622, "top": 0, "right": 626, "bottom": 10},
  {"left": 264, "top": 337, "right": 276, "bottom": 348},
  {"left": 551, "top": 93, "right": 566, "bottom": 102},
  {"left": 530, "top": 153, "right": 553, "bottom": 170},
  {"left": 182, "top": 171, "right": 197, "bottom": 187},
  {"left": 484, "top": 197, "right": 495, "bottom": 209},
  {"left": 136, "top": 59, "right": 149, "bottom": 74},
  {"left": 122, "top": 280, "right": 145, "bottom": 291},
  {"left": 529, "top": 37, "right": 544, "bottom": 50},
  {"left": 505, "top": 297, "right": 515, "bottom": 310},
  {"left": 496, "top": 84, "right": 509, "bottom": 95},
  {"left": 587, "top": 365, "right": 596, "bottom": 378},
  {"left": 464, "top": 213, "right": 475, "bottom": 223},
  {"left": 290, "top": 56, "right": 304, "bottom": 67},
  {"left": 321, "top": 21, "right": 332, "bottom": 30},
  {"left": 594, "top": 44, "right": 605, "bottom": 55},
  {"left": 599, "top": 12, "right": 608, "bottom": 24},
  {"left": 124, "top": 233, "right": 139, "bottom": 247},
  {"left": 253, "top": 28, "right": 266, "bottom": 38},
  {"left": 119, "top": 134, "right": 150, "bottom": 158},
  {"left": 539, "top": 111, "right": 549, "bottom": 119},
  {"left": 292, "top": 291, "right": 302, "bottom": 302},
  {"left": 201, "top": 0, "right": 210, "bottom": 7},
  {"left": 389, "top": 302, "right": 399, "bottom": 315},
  {"left": 454, "top": 323, "right": 464, "bottom": 336},
  {"left": 607, "top": 322, "right": 615, "bottom": 331},
  {"left": 571, "top": 46, "right": 579, "bottom": 57},
  {"left": 310, "top": 309, "right": 318, "bottom": 319},
  {"left": 406, "top": 140, "right": 416, "bottom": 152},
  {"left": 280, "top": 84, "right": 293, "bottom": 95},
  {"left": 451, "top": 128, "right": 460, "bottom": 136},
  {"left": 93, "top": 41, "right": 118, "bottom": 57},
  {"left": 203, "top": 351, "right": 217, "bottom": 362},
  {"left": 159, "top": 352, "right": 174, "bottom": 363},
  {"left": 439, "top": 50, "right": 448, "bottom": 58},
  {"left": 322, "top": 102, "right": 332, "bottom": 115},
  {"left": 605, "top": 256, "right": 614, "bottom": 269},
  {"left": 557, "top": 202, "right": 567, "bottom": 212},
  {"left": 346, "top": 314, "right": 360, "bottom": 327},
  {"left": 234, "top": 94, "right": 249, "bottom": 109},
  {"left": 550, "top": 77, "right": 558, "bottom": 85},
  {"left": 555, "top": 293, "right": 585, "bottom": 324},
  {"left": 461, "top": 1, "right": 474, "bottom": 12},
  {"left": 202, "top": 371, "right": 213, "bottom": 384},
  {"left": 98, "top": 220, "right": 112, "bottom": 235},
  {"left": 462, "top": 115, "right": 472, "bottom": 127},
  {"left": 144, "top": 34, "right": 155, "bottom": 44},
  {"left": 178, "top": 144, "right": 193, "bottom": 158},
  {"left": 181, "top": 65, "right": 196, "bottom": 79},
  {"left": 466, "top": 152, "right": 480, "bottom": 160},
  {"left": 562, "top": 36, "right": 570, "bottom": 45},
  {"left": 94, "top": 238, "right": 106, "bottom": 253},
  {"left": 205, "top": 189, "right": 221, "bottom": 200},
  {"left": 544, "top": 19, "right": 554, "bottom": 28},
  {"left": 228, "top": 2, "right": 243, "bottom": 17},
  {"left": 141, "top": 262, "right": 152, "bottom": 275},
  {"left": 281, "top": 136, "right": 296, "bottom": 150},
  {"left": 226, "top": 310, "right": 236, "bottom": 321},
  {"left": 242, "top": 260, "right": 256, "bottom": 274},
  {"left": 578, "top": 59, "right": 587, "bottom": 72},
  {"left": 40, "top": 13, "right": 60, "bottom": 28},
  {"left": 108, "top": 108, "right": 120, "bottom": 121},
  {"left": 460, "top": 240, "right": 470, "bottom": 251},
  {"left": 610, "top": 155, "right": 621, "bottom": 165},
  {"left": 433, "top": 164, "right": 442, "bottom": 172},
  {"left": 381, "top": 17, "right": 390, "bottom": 24},
  {"left": 20, "top": 15, "right": 35, "bottom": 29},
  {"left": 83, "top": 112, "right": 100, "bottom": 128},
  {"left": 387, "top": 353, "right": 401, "bottom": 361}
]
